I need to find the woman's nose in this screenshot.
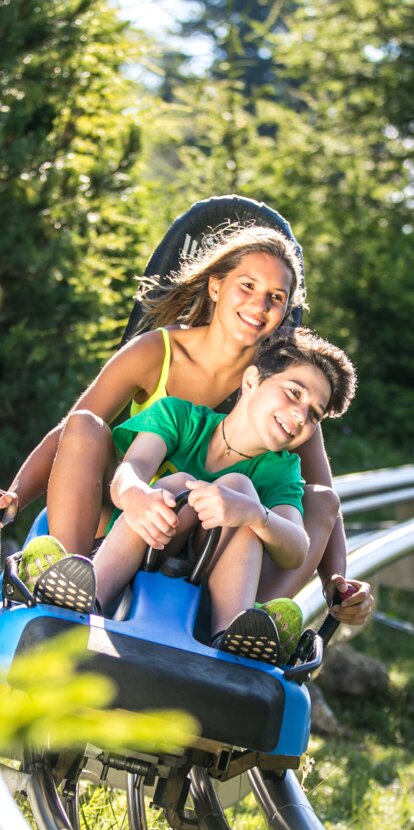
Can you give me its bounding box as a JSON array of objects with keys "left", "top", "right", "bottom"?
[{"left": 251, "top": 292, "right": 269, "bottom": 311}]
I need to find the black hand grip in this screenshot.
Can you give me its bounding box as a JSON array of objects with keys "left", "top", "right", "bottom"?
[
  {"left": 317, "top": 585, "right": 357, "bottom": 646},
  {"left": 143, "top": 490, "right": 221, "bottom": 582},
  {"left": 143, "top": 491, "right": 191, "bottom": 572}
]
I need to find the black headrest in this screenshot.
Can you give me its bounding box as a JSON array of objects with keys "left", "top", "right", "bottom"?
[{"left": 121, "top": 194, "right": 304, "bottom": 344}]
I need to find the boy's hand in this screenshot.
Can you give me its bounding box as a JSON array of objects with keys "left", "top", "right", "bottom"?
[
  {"left": 324, "top": 573, "right": 374, "bottom": 626},
  {"left": 186, "top": 479, "right": 260, "bottom": 529},
  {"left": 122, "top": 488, "right": 178, "bottom": 550},
  {"left": 0, "top": 490, "right": 19, "bottom": 528}
]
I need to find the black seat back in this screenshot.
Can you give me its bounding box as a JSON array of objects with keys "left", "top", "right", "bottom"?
[{"left": 121, "top": 194, "right": 304, "bottom": 346}]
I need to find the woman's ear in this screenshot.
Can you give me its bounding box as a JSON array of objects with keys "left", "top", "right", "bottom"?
[
  {"left": 208, "top": 275, "right": 220, "bottom": 302},
  {"left": 241, "top": 365, "right": 260, "bottom": 395}
]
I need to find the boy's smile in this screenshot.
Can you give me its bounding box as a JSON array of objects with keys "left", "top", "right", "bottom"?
[{"left": 221, "top": 363, "right": 331, "bottom": 458}]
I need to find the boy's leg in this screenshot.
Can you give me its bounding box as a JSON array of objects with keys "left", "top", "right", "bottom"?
[
  {"left": 203, "top": 473, "right": 264, "bottom": 635},
  {"left": 256, "top": 485, "right": 340, "bottom": 602},
  {"left": 47, "top": 410, "right": 117, "bottom": 557},
  {"left": 205, "top": 472, "right": 304, "bottom": 664},
  {"left": 93, "top": 513, "right": 149, "bottom": 610},
  {"left": 207, "top": 521, "right": 281, "bottom": 665},
  {"left": 208, "top": 525, "right": 263, "bottom": 635},
  {"left": 94, "top": 472, "right": 199, "bottom": 610}
]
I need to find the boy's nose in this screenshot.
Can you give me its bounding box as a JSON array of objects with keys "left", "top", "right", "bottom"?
[{"left": 293, "top": 407, "right": 307, "bottom": 426}]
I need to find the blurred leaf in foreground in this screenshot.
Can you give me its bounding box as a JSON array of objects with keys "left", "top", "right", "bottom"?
[{"left": 0, "top": 627, "right": 199, "bottom": 754}]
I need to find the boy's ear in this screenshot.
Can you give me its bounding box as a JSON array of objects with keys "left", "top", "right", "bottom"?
[
  {"left": 242, "top": 365, "right": 260, "bottom": 394},
  {"left": 208, "top": 275, "right": 220, "bottom": 302}
]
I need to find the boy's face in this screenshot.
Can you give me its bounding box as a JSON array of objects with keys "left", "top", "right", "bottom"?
[
  {"left": 209, "top": 252, "right": 292, "bottom": 347},
  {"left": 245, "top": 363, "right": 331, "bottom": 452}
]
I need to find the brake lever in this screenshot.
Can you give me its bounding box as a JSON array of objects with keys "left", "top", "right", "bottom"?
[
  {"left": 317, "top": 584, "right": 358, "bottom": 646},
  {"left": 283, "top": 630, "right": 324, "bottom": 683},
  {"left": 284, "top": 584, "right": 357, "bottom": 683},
  {"left": 2, "top": 552, "right": 37, "bottom": 608}
]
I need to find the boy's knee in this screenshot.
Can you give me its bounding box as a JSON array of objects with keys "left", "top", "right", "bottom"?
[
  {"left": 218, "top": 472, "right": 256, "bottom": 496},
  {"left": 153, "top": 472, "right": 195, "bottom": 492}
]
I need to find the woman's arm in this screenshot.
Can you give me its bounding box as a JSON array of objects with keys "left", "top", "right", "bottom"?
[
  {"left": 1, "top": 331, "right": 166, "bottom": 522},
  {"left": 296, "top": 425, "right": 332, "bottom": 486},
  {"left": 298, "top": 426, "right": 348, "bottom": 579}
]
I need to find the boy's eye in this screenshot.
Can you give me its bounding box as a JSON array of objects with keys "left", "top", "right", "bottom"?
[{"left": 310, "top": 410, "right": 320, "bottom": 424}]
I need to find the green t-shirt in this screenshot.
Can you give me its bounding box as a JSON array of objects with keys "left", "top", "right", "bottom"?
[{"left": 112, "top": 397, "right": 304, "bottom": 516}]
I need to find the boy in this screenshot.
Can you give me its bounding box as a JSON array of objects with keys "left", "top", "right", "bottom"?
[{"left": 19, "top": 328, "right": 356, "bottom": 665}]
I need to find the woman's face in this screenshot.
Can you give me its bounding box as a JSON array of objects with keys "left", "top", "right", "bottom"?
[{"left": 209, "top": 252, "right": 292, "bottom": 346}]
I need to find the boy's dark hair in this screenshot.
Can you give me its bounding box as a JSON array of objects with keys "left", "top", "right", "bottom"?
[{"left": 255, "top": 327, "right": 357, "bottom": 418}]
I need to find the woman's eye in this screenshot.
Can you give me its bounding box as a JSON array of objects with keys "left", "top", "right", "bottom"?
[
  {"left": 289, "top": 388, "right": 300, "bottom": 399},
  {"left": 242, "top": 281, "right": 254, "bottom": 290},
  {"left": 271, "top": 293, "right": 285, "bottom": 304}
]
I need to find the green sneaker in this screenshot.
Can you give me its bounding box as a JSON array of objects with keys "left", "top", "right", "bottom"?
[
  {"left": 18, "top": 535, "right": 67, "bottom": 594},
  {"left": 255, "top": 597, "right": 303, "bottom": 664}
]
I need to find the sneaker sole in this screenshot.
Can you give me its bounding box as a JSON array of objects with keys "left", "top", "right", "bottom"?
[
  {"left": 34, "top": 555, "right": 96, "bottom": 613},
  {"left": 220, "top": 608, "right": 281, "bottom": 665}
]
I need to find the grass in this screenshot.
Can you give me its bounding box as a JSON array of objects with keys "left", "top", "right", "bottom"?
[{"left": 296, "top": 585, "right": 414, "bottom": 829}]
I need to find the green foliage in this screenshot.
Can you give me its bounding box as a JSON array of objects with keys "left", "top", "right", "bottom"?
[
  {"left": 0, "top": 627, "right": 198, "bottom": 753},
  {"left": 0, "top": 0, "right": 150, "bottom": 486},
  {"left": 259, "top": 0, "right": 414, "bottom": 467},
  {"left": 144, "top": 0, "right": 413, "bottom": 472}
]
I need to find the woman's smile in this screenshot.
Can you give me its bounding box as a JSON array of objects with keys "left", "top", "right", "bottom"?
[{"left": 210, "top": 252, "right": 292, "bottom": 344}]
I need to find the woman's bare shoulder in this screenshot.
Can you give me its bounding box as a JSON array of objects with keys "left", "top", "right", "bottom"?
[
  {"left": 116, "top": 329, "right": 167, "bottom": 366},
  {"left": 74, "top": 329, "right": 167, "bottom": 420}
]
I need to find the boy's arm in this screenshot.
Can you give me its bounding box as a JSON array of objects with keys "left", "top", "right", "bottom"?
[
  {"left": 186, "top": 480, "right": 308, "bottom": 570},
  {"left": 250, "top": 503, "right": 308, "bottom": 570},
  {"left": 110, "top": 431, "right": 178, "bottom": 550}
]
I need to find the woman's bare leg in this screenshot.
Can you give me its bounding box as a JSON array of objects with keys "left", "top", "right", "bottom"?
[
  {"left": 256, "top": 485, "right": 340, "bottom": 602},
  {"left": 47, "top": 410, "right": 116, "bottom": 556}
]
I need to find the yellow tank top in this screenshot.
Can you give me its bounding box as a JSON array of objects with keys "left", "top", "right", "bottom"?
[{"left": 129, "top": 328, "right": 171, "bottom": 417}]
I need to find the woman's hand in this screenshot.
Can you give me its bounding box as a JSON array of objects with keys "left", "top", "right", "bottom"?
[
  {"left": 324, "top": 573, "right": 374, "bottom": 626},
  {"left": 0, "top": 490, "right": 19, "bottom": 528},
  {"left": 122, "top": 487, "right": 178, "bottom": 550}
]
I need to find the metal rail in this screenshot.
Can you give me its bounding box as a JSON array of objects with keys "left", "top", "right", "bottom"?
[{"left": 298, "top": 464, "right": 414, "bottom": 626}]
